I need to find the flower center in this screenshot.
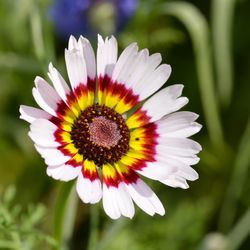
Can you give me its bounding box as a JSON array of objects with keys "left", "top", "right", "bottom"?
[
  {"left": 70, "top": 104, "right": 130, "bottom": 166},
  {"left": 89, "top": 116, "right": 121, "bottom": 148}
]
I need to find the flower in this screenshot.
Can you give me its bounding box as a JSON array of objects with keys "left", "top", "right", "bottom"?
[
  {"left": 50, "top": 0, "right": 138, "bottom": 40},
  {"left": 20, "top": 35, "right": 202, "bottom": 219}
]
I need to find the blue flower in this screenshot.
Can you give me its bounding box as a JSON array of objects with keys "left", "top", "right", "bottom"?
[{"left": 50, "top": 0, "right": 138, "bottom": 40}]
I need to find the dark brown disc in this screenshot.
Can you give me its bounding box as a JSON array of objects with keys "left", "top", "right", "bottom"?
[{"left": 70, "top": 104, "right": 130, "bottom": 166}]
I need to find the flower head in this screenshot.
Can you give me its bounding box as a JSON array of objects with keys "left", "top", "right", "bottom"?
[
  {"left": 20, "top": 35, "right": 202, "bottom": 219},
  {"left": 50, "top": 0, "right": 138, "bottom": 39}
]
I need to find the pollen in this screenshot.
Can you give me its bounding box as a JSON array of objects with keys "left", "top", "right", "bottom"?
[
  {"left": 89, "top": 116, "right": 121, "bottom": 147},
  {"left": 70, "top": 104, "right": 130, "bottom": 166}
]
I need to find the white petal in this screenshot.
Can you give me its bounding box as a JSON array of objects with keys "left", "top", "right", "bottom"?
[
  {"left": 103, "top": 184, "right": 120, "bottom": 219},
  {"left": 160, "top": 176, "right": 189, "bottom": 189},
  {"left": 155, "top": 155, "right": 199, "bottom": 180},
  {"left": 32, "top": 77, "right": 61, "bottom": 116},
  {"left": 19, "top": 105, "right": 51, "bottom": 123},
  {"left": 156, "top": 112, "right": 202, "bottom": 138},
  {"left": 29, "top": 119, "right": 60, "bottom": 147},
  {"left": 159, "top": 111, "right": 199, "bottom": 125},
  {"left": 76, "top": 172, "right": 102, "bottom": 204},
  {"left": 34, "top": 144, "right": 71, "bottom": 166},
  {"left": 97, "top": 35, "right": 117, "bottom": 77},
  {"left": 147, "top": 53, "right": 163, "bottom": 69},
  {"left": 136, "top": 161, "right": 177, "bottom": 181},
  {"left": 162, "top": 154, "right": 200, "bottom": 165},
  {"left": 112, "top": 42, "right": 138, "bottom": 85},
  {"left": 46, "top": 165, "right": 81, "bottom": 181},
  {"left": 137, "top": 64, "right": 172, "bottom": 101},
  {"left": 126, "top": 49, "right": 150, "bottom": 89},
  {"left": 156, "top": 138, "right": 202, "bottom": 157},
  {"left": 103, "top": 183, "right": 135, "bottom": 219},
  {"left": 176, "top": 165, "right": 199, "bottom": 181},
  {"left": 164, "top": 122, "right": 202, "bottom": 138},
  {"left": 79, "top": 36, "right": 96, "bottom": 80},
  {"left": 116, "top": 182, "right": 135, "bottom": 218},
  {"left": 156, "top": 154, "right": 186, "bottom": 166},
  {"left": 126, "top": 179, "right": 165, "bottom": 216},
  {"left": 68, "top": 35, "right": 78, "bottom": 50},
  {"left": 65, "top": 36, "right": 88, "bottom": 89},
  {"left": 130, "top": 52, "right": 162, "bottom": 93},
  {"left": 141, "top": 85, "right": 188, "bottom": 123},
  {"left": 113, "top": 48, "right": 170, "bottom": 103},
  {"left": 125, "top": 49, "right": 150, "bottom": 89},
  {"left": 48, "top": 63, "right": 71, "bottom": 104}
]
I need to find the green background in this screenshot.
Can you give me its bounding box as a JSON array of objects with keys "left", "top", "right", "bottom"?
[{"left": 0, "top": 0, "right": 250, "bottom": 249}]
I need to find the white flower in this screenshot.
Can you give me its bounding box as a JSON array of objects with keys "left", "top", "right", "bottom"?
[{"left": 20, "top": 35, "right": 202, "bottom": 219}]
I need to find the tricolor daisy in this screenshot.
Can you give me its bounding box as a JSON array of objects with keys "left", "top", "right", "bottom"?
[{"left": 20, "top": 35, "right": 201, "bottom": 219}]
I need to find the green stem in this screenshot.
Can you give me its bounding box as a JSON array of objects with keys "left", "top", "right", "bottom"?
[
  {"left": 219, "top": 118, "right": 250, "bottom": 232},
  {"left": 87, "top": 205, "right": 99, "bottom": 250},
  {"left": 162, "top": 2, "right": 224, "bottom": 148},
  {"left": 53, "top": 181, "right": 77, "bottom": 250},
  {"left": 228, "top": 207, "right": 250, "bottom": 250},
  {"left": 211, "top": 0, "right": 236, "bottom": 109},
  {"left": 29, "top": 4, "right": 45, "bottom": 62}
]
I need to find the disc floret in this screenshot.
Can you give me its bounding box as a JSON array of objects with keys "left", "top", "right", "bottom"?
[{"left": 70, "top": 104, "right": 130, "bottom": 166}]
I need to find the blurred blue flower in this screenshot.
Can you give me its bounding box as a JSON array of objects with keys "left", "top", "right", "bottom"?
[{"left": 50, "top": 0, "right": 138, "bottom": 40}]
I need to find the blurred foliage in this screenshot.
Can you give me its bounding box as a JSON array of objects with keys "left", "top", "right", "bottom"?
[
  {"left": 0, "top": 186, "right": 57, "bottom": 249},
  {"left": 0, "top": 0, "right": 250, "bottom": 250}
]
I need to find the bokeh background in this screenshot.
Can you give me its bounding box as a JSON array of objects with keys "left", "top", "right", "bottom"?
[{"left": 0, "top": 0, "right": 250, "bottom": 249}]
